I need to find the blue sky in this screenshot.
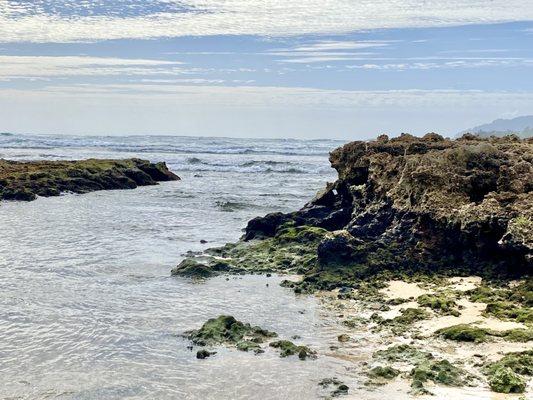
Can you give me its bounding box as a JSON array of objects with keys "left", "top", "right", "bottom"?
[{"left": 0, "top": 1, "right": 532, "bottom": 138}]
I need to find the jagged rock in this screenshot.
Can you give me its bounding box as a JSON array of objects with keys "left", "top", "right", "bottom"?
[
  {"left": 242, "top": 134, "right": 532, "bottom": 283},
  {"left": 0, "top": 158, "right": 179, "bottom": 202}
]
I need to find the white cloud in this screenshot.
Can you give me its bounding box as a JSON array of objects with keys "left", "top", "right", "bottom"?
[
  {"left": 2, "top": 84, "right": 532, "bottom": 138},
  {"left": 7, "top": 83, "right": 532, "bottom": 109},
  {"left": 345, "top": 59, "right": 533, "bottom": 70},
  {"left": 0, "top": 1, "right": 532, "bottom": 42},
  {"left": 0, "top": 55, "right": 184, "bottom": 79}
]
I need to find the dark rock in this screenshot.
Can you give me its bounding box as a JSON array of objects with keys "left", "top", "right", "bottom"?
[{"left": 196, "top": 349, "right": 216, "bottom": 359}]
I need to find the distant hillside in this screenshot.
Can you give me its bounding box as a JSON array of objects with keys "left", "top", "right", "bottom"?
[{"left": 462, "top": 115, "right": 533, "bottom": 138}]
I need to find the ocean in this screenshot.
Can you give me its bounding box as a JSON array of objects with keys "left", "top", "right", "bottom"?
[{"left": 0, "top": 133, "right": 360, "bottom": 400}]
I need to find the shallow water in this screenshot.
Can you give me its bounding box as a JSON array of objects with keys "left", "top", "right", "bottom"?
[{"left": 0, "top": 134, "right": 357, "bottom": 399}]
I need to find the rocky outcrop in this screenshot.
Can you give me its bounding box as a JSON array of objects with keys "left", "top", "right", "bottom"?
[
  {"left": 178, "top": 134, "right": 531, "bottom": 288},
  {"left": 242, "top": 133, "right": 532, "bottom": 287},
  {"left": 0, "top": 158, "right": 180, "bottom": 202}
]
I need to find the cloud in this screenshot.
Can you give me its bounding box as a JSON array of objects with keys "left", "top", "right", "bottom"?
[
  {"left": 0, "top": 55, "right": 184, "bottom": 79},
  {"left": 8, "top": 82, "right": 533, "bottom": 109},
  {"left": 1, "top": 1, "right": 533, "bottom": 42},
  {"left": 2, "top": 84, "right": 532, "bottom": 138},
  {"left": 345, "top": 58, "right": 533, "bottom": 70}
]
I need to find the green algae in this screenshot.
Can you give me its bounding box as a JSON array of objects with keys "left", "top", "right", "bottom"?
[
  {"left": 390, "top": 308, "right": 431, "bottom": 325},
  {"left": 484, "top": 350, "right": 533, "bottom": 377},
  {"left": 499, "top": 328, "right": 533, "bottom": 342},
  {"left": 379, "top": 308, "right": 431, "bottom": 334},
  {"left": 410, "top": 359, "right": 476, "bottom": 392},
  {"left": 467, "top": 280, "right": 533, "bottom": 325},
  {"left": 483, "top": 301, "right": 533, "bottom": 324},
  {"left": 483, "top": 350, "right": 533, "bottom": 393},
  {"left": 0, "top": 158, "right": 179, "bottom": 201},
  {"left": 171, "top": 259, "right": 215, "bottom": 278},
  {"left": 373, "top": 344, "right": 433, "bottom": 364},
  {"left": 187, "top": 315, "right": 277, "bottom": 348},
  {"left": 366, "top": 366, "right": 400, "bottom": 383},
  {"left": 176, "top": 225, "right": 329, "bottom": 278},
  {"left": 269, "top": 340, "right": 316, "bottom": 360},
  {"left": 372, "top": 344, "right": 476, "bottom": 395},
  {"left": 436, "top": 324, "right": 490, "bottom": 343},
  {"left": 488, "top": 367, "right": 526, "bottom": 393},
  {"left": 417, "top": 293, "right": 460, "bottom": 316},
  {"left": 437, "top": 324, "right": 533, "bottom": 343}
]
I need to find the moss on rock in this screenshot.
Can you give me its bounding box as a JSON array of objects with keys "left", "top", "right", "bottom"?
[
  {"left": 367, "top": 366, "right": 400, "bottom": 382},
  {"left": 417, "top": 293, "right": 460, "bottom": 316},
  {"left": 187, "top": 315, "right": 277, "bottom": 348},
  {"left": 269, "top": 340, "right": 316, "bottom": 360},
  {"left": 0, "top": 158, "right": 179, "bottom": 202},
  {"left": 488, "top": 367, "right": 526, "bottom": 393},
  {"left": 436, "top": 324, "right": 490, "bottom": 343},
  {"left": 410, "top": 359, "right": 476, "bottom": 391}
]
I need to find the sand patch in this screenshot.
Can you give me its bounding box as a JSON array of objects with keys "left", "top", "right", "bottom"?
[
  {"left": 380, "top": 280, "right": 430, "bottom": 300},
  {"left": 417, "top": 298, "right": 527, "bottom": 336},
  {"left": 447, "top": 276, "right": 482, "bottom": 292}
]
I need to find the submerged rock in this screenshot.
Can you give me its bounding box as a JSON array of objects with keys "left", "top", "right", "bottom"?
[
  {"left": 0, "top": 158, "right": 179, "bottom": 202},
  {"left": 269, "top": 340, "right": 317, "bottom": 360},
  {"left": 187, "top": 315, "right": 277, "bottom": 347},
  {"left": 196, "top": 349, "right": 216, "bottom": 359},
  {"left": 318, "top": 378, "right": 349, "bottom": 397}
]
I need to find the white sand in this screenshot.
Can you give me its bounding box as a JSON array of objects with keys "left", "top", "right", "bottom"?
[{"left": 380, "top": 280, "right": 430, "bottom": 300}]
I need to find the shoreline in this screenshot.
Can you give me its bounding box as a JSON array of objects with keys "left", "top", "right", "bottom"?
[{"left": 176, "top": 134, "right": 532, "bottom": 398}]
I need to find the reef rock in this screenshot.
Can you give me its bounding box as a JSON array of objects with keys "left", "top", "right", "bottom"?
[
  {"left": 244, "top": 134, "right": 532, "bottom": 283},
  {"left": 0, "top": 158, "right": 180, "bottom": 202}
]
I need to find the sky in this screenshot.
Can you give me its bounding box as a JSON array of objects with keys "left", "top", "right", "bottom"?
[{"left": 0, "top": 1, "right": 532, "bottom": 139}]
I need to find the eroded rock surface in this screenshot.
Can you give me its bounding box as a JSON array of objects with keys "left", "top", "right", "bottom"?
[
  {"left": 0, "top": 158, "right": 180, "bottom": 201},
  {"left": 243, "top": 134, "right": 532, "bottom": 285},
  {"left": 176, "top": 134, "right": 531, "bottom": 287}
]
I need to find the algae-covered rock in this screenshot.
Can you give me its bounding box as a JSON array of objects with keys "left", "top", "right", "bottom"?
[
  {"left": 373, "top": 344, "right": 475, "bottom": 394},
  {"left": 488, "top": 367, "right": 526, "bottom": 393},
  {"left": 269, "top": 340, "right": 316, "bottom": 360},
  {"left": 171, "top": 259, "right": 215, "bottom": 278},
  {"left": 318, "top": 378, "right": 349, "bottom": 397},
  {"left": 175, "top": 225, "right": 329, "bottom": 279},
  {"left": 373, "top": 344, "right": 433, "bottom": 364},
  {"left": 410, "top": 359, "right": 475, "bottom": 388},
  {"left": 436, "top": 324, "right": 490, "bottom": 343},
  {"left": 500, "top": 328, "right": 533, "bottom": 342},
  {"left": 0, "top": 158, "right": 179, "bottom": 202},
  {"left": 483, "top": 301, "right": 533, "bottom": 324},
  {"left": 484, "top": 350, "right": 533, "bottom": 377},
  {"left": 417, "top": 293, "right": 460, "bottom": 316},
  {"left": 367, "top": 366, "right": 400, "bottom": 380},
  {"left": 173, "top": 135, "right": 532, "bottom": 294},
  {"left": 236, "top": 135, "right": 532, "bottom": 289},
  {"left": 187, "top": 315, "right": 277, "bottom": 347},
  {"left": 388, "top": 307, "right": 431, "bottom": 325}
]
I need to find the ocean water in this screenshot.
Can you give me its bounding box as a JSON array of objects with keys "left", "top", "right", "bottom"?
[{"left": 0, "top": 133, "right": 356, "bottom": 400}]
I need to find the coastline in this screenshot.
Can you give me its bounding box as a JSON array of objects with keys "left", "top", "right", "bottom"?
[{"left": 177, "top": 134, "right": 532, "bottom": 398}]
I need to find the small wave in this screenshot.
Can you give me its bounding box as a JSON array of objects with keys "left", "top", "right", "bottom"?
[
  {"left": 0, "top": 132, "right": 14, "bottom": 136},
  {"left": 241, "top": 160, "right": 286, "bottom": 167},
  {"left": 215, "top": 201, "right": 252, "bottom": 212},
  {"left": 186, "top": 157, "right": 203, "bottom": 164}
]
